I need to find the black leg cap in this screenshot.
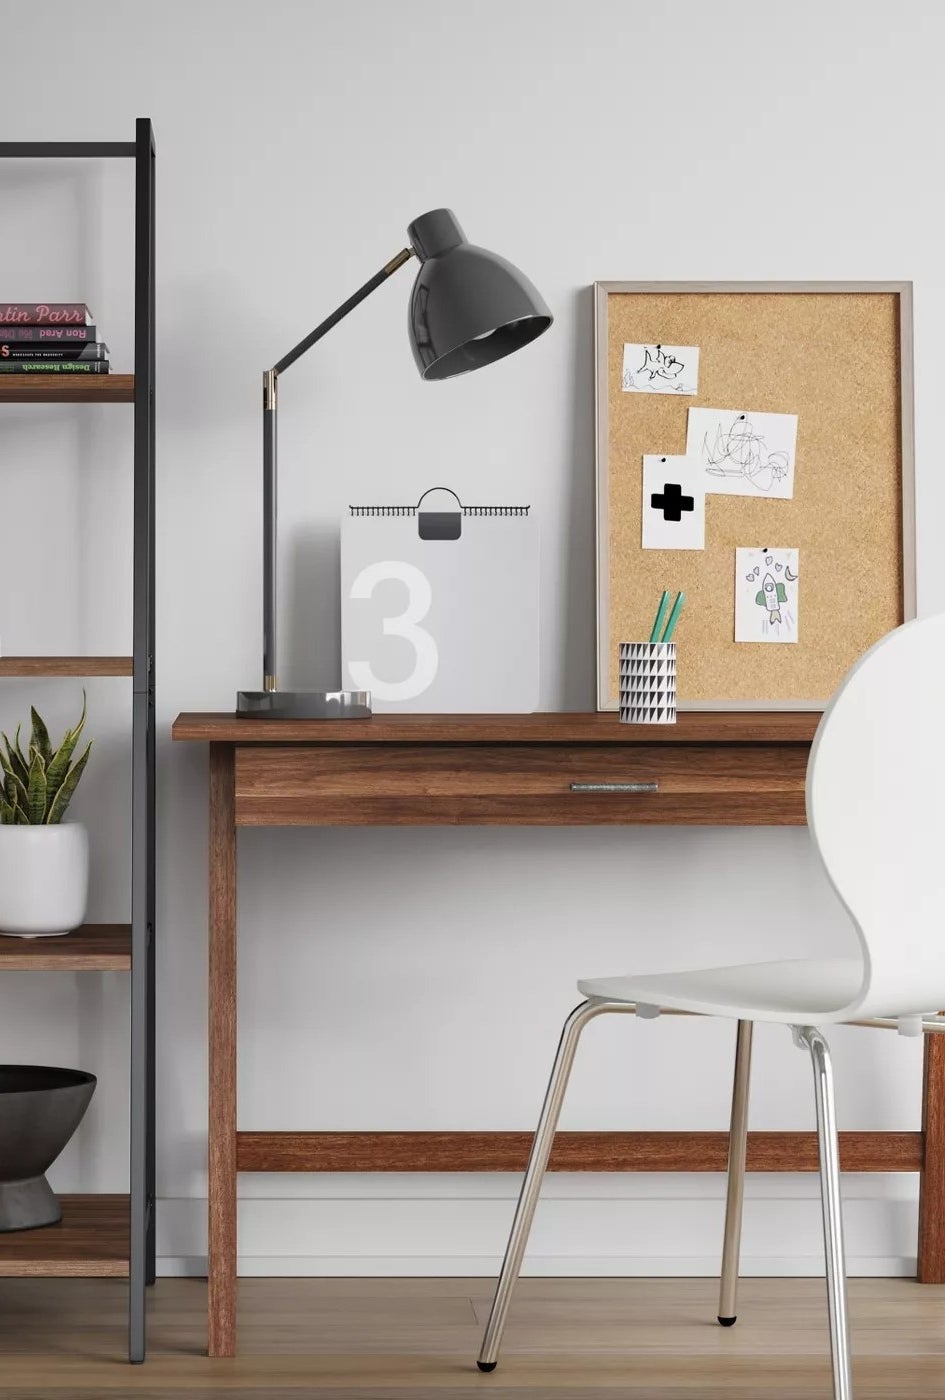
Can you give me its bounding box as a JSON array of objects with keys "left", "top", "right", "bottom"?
[
  {"left": 477, "top": 1360, "right": 498, "bottom": 1372},
  {"left": 717, "top": 1315, "right": 737, "bottom": 1327}
]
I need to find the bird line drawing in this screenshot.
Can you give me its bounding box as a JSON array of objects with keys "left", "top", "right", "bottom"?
[
  {"left": 703, "top": 413, "right": 790, "bottom": 493},
  {"left": 622, "top": 344, "right": 696, "bottom": 394},
  {"left": 636, "top": 344, "right": 684, "bottom": 385}
]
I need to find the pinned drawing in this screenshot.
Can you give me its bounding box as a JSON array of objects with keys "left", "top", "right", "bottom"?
[
  {"left": 687, "top": 407, "right": 797, "bottom": 499},
  {"left": 642, "top": 455, "right": 705, "bottom": 550},
  {"left": 622, "top": 343, "right": 699, "bottom": 395},
  {"left": 735, "top": 548, "right": 799, "bottom": 644}
]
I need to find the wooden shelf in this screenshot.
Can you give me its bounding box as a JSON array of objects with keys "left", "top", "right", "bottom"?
[
  {"left": 0, "top": 657, "right": 133, "bottom": 677},
  {"left": 0, "top": 1194, "right": 128, "bottom": 1277},
  {"left": 0, "top": 374, "right": 134, "bottom": 404},
  {"left": 174, "top": 709, "right": 823, "bottom": 745},
  {"left": 0, "top": 924, "right": 130, "bottom": 971}
]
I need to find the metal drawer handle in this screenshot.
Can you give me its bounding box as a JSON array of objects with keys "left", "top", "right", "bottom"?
[{"left": 570, "top": 781, "right": 659, "bottom": 794}]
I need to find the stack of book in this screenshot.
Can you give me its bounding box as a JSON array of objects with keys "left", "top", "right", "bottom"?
[{"left": 0, "top": 303, "right": 109, "bottom": 375}]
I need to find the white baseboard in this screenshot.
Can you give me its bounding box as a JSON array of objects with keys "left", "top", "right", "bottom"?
[
  {"left": 153, "top": 1174, "right": 920, "bottom": 1279},
  {"left": 158, "top": 1253, "right": 916, "bottom": 1278}
]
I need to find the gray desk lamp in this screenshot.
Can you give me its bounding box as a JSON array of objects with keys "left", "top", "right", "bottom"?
[{"left": 236, "top": 208, "right": 552, "bottom": 719}]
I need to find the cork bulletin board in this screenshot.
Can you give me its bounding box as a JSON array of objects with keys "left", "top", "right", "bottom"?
[{"left": 595, "top": 282, "right": 915, "bottom": 710}]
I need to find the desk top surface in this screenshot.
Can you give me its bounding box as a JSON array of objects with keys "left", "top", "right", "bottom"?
[{"left": 172, "top": 711, "right": 821, "bottom": 745}]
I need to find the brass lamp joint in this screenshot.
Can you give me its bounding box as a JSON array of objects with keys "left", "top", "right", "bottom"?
[{"left": 383, "top": 247, "right": 415, "bottom": 277}]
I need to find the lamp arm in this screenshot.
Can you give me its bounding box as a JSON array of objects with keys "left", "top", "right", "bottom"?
[{"left": 261, "top": 246, "right": 415, "bottom": 692}]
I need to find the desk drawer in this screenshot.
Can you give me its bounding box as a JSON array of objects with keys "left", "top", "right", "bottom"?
[{"left": 234, "top": 743, "right": 807, "bottom": 826}]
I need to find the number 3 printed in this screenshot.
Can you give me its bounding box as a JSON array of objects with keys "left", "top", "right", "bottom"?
[{"left": 348, "top": 561, "right": 439, "bottom": 701}]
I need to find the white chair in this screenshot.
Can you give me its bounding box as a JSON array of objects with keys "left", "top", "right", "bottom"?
[{"left": 476, "top": 615, "right": 945, "bottom": 1400}]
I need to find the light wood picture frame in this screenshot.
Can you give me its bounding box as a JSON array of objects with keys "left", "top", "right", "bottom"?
[{"left": 595, "top": 281, "right": 916, "bottom": 712}]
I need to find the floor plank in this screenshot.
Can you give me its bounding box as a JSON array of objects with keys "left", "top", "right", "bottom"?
[{"left": 0, "top": 1277, "right": 941, "bottom": 1396}]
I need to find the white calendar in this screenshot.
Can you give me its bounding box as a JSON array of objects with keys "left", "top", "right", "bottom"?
[{"left": 340, "top": 488, "right": 539, "bottom": 713}]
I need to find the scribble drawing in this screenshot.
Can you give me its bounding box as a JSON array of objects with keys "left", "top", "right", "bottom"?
[{"left": 703, "top": 414, "right": 790, "bottom": 493}]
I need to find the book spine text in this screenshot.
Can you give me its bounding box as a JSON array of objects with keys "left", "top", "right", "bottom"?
[
  {"left": 0, "top": 323, "right": 96, "bottom": 342},
  {"left": 0, "top": 360, "right": 109, "bottom": 374},
  {"left": 0, "top": 303, "right": 90, "bottom": 326},
  {"left": 1, "top": 344, "right": 107, "bottom": 361}
]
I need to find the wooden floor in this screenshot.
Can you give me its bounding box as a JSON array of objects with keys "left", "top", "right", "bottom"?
[{"left": 0, "top": 1276, "right": 942, "bottom": 1397}]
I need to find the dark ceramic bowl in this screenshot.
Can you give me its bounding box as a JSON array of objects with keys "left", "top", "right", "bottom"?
[{"left": 0, "top": 1066, "right": 96, "bottom": 1231}]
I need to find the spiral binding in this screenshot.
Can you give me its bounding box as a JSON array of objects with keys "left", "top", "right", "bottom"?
[
  {"left": 349, "top": 504, "right": 529, "bottom": 517},
  {"left": 464, "top": 505, "right": 530, "bottom": 516},
  {"left": 349, "top": 505, "right": 416, "bottom": 516}
]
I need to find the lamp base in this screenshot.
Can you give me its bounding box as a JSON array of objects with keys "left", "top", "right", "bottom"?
[{"left": 236, "top": 689, "right": 372, "bottom": 719}]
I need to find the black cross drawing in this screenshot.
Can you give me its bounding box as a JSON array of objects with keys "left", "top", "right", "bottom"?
[{"left": 650, "top": 482, "right": 694, "bottom": 522}]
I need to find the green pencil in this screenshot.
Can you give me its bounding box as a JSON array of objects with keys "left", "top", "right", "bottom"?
[
  {"left": 649, "top": 591, "right": 671, "bottom": 643},
  {"left": 661, "top": 591, "right": 685, "bottom": 643}
]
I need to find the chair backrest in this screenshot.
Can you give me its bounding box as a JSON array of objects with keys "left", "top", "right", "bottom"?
[{"left": 807, "top": 614, "right": 945, "bottom": 1019}]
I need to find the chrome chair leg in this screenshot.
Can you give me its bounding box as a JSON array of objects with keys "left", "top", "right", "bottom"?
[
  {"left": 795, "top": 1025, "right": 853, "bottom": 1400},
  {"left": 477, "top": 998, "right": 619, "bottom": 1373},
  {"left": 718, "top": 1018, "right": 753, "bottom": 1326}
]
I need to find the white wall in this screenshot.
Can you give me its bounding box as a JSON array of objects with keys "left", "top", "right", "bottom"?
[{"left": 0, "top": 0, "right": 939, "bottom": 1276}]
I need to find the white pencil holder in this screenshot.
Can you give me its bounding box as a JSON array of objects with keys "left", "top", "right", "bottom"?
[{"left": 619, "top": 642, "right": 677, "bottom": 724}]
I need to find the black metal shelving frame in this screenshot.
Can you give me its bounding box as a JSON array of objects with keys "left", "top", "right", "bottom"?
[{"left": 0, "top": 117, "right": 156, "bottom": 1363}]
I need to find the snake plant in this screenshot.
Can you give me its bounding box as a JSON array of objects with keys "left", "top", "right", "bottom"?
[{"left": 0, "top": 694, "right": 92, "bottom": 825}]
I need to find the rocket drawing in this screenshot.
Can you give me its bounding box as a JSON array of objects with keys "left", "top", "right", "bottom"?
[{"left": 756, "top": 571, "right": 787, "bottom": 625}]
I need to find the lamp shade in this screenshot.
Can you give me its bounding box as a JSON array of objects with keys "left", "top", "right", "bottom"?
[{"left": 407, "top": 208, "right": 552, "bottom": 380}]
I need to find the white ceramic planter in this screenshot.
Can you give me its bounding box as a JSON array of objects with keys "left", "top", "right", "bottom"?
[{"left": 0, "top": 823, "right": 89, "bottom": 938}]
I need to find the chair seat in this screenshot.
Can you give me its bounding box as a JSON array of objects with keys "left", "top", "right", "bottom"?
[{"left": 577, "top": 957, "right": 867, "bottom": 1023}]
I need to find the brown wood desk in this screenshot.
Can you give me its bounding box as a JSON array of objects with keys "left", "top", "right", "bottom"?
[{"left": 172, "top": 711, "right": 945, "bottom": 1357}]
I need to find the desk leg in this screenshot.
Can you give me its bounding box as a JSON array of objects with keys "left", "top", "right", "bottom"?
[
  {"left": 918, "top": 1028, "right": 945, "bottom": 1282},
  {"left": 208, "top": 743, "right": 237, "bottom": 1355}
]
